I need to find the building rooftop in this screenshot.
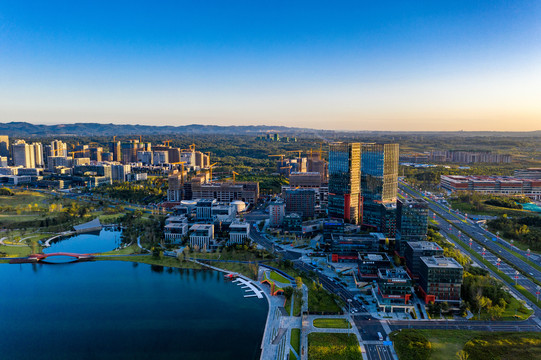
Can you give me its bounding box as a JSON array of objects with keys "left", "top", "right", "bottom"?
[
  {"left": 406, "top": 241, "right": 443, "bottom": 251},
  {"left": 189, "top": 224, "right": 214, "bottom": 231},
  {"left": 420, "top": 255, "right": 463, "bottom": 269},
  {"left": 378, "top": 267, "right": 411, "bottom": 281}
]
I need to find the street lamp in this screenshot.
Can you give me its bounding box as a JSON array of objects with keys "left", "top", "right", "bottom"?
[
  {"left": 482, "top": 247, "right": 486, "bottom": 259},
  {"left": 527, "top": 249, "right": 531, "bottom": 259},
  {"left": 496, "top": 258, "right": 501, "bottom": 271},
  {"left": 347, "top": 299, "right": 352, "bottom": 334},
  {"left": 469, "top": 238, "right": 473, "bottom": 248},
  {"left": 536, "top": 285, "right": 540, "bottom": 302},
  {"left": 515, "top": 271, "right": 519, "bottom": 286}
]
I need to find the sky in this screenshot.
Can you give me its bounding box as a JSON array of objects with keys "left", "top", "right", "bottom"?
[{"left": 0, "top": 1, "right": 540, "bottom": 131}]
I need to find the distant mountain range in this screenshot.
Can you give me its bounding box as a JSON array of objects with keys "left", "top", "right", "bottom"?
[
  {"left": 0, "top": 122, "right": 539, "bottom": 137},
  {"left": 0, "top": 122, "right": 315, "bottom": 137}
]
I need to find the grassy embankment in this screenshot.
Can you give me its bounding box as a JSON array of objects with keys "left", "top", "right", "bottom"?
[
  {"left": 391, "top": 329, "right": 541, "bottom": 360},
  {"left": 307, "top": 333, "right": 362, "bottom": 360},
  {"left": 312, "top": 318, "right": 351, "bottom": 329},
  {"left": 290, "top": 328, "right": 300, "bottom": 359},
  {"left": 269, "top": 261, "right": 342, "bottom": 314}
]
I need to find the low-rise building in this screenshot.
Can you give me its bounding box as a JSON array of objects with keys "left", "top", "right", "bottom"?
[
  {"left": 404, "top": 241, "right": 444, "bottom": 278},
  {"left": 164, "top": 216, "right": 189, "bottom": 243},
  {"left": 229, "top": 221, "right": 251, "bottom": 245},
  {"left": 357, "top": 253, "right": 392, "bottom": 280},
  {"left": 283, "top": 213, "right": 302, "bottom": 232},
  {"left": 418, "top": 256, "right": 463, "bottom": 304},
  {"left": 189, "top": 224, "right": 215, "bottom": 251},
  {"left": 374, "top": 268, "right": 414, "bottom": 313}
]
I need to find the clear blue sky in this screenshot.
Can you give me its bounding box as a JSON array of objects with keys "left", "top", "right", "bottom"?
[{"left": 1, "top": 1, "right": 540, "bottom": 130}]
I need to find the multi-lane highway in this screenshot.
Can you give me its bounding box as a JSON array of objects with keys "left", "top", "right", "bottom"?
[
  {"left": 399, "top": 182, "right": 541, "bottom": 305},
  {"left": 399, "top": 181, "right": 541, "bottom": 280}
]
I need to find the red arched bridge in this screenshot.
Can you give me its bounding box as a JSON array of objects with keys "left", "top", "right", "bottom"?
[{"left": 29, "top": 253, "right": 95, "bottom": 261}]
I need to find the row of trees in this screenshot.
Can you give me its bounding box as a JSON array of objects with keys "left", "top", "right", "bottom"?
[
  {"left": 488, "top": 215, "right": 541, "bottom": 251},
  {"left": 88, "top": 178, "right": 167, "bottom": 204}
]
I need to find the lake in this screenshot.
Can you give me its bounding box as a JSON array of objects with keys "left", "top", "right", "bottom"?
[{"left": 2, "top": 231, "right": 268, "bottom": 359}]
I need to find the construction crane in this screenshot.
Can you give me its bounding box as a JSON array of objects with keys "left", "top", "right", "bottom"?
[
  {"left": 68, "top": 150, "right": 86, "bottom": 158},
  {"left": 189, "top": 143, "right": 196, "bottom": 152},
  {"left": 286, "top": 150, "right": 303, "bottom": 159},
  {"left": 207, "top": 163, "right": 218, "bottom": 182},
  {"left": 169, "top": 161, "right": 186, "bottom": 174},
  {"left": 268, "top": 154, "right": 286, "bottom": 161},
  {"left": 113, "top": 136, "right": 117, "bottom": 142},
  {"left": 232, "top": 171, "right": 239, "bottom": 183},
  {"left": 163, "top": 140, "right": 172, "bottom": 147}
]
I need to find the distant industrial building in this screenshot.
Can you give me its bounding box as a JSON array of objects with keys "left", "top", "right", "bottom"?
[
  {"left": 430, "top": 150, "right": 512, "bottom": 164},
  {"left": 191, "top": 181, "right": 259, "bottom": 204},
  {"left": 441, "top": 175, "right": 541, "bottom": 200},
  {"left": 514, "top": 168, "right": 541, "bottom": 180}
]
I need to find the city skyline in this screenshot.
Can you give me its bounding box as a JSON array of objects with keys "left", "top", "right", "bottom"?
[{"left": 1, "top": 1, "right": 540, "bottom": 131}]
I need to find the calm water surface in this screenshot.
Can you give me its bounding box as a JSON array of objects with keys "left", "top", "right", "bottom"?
[
  {"left": 2, "top": 234, "right": 267, "bottom": 359},
  {"left": 44, "top": 228, "right": 122, "bottom": 254}
]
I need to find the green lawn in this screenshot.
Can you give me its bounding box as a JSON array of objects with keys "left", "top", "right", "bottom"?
[
  {"left": 308, "top": 333, "right": 362, "bottom": 360},
  {"left": 99, "top": 243, "right": 142, "bottom": 255},
  {"left": 290, "top": 328, "right": 300, "bottom": 355},
  {"left": 313, "top": 318, "right": 351, "bottom": 329},
  {"left": 96, "top": 256, "right": 205, "bottom": 269},
  {"left": 270, "top": 270, "right": 291, "bottom": 284},
  {"left": 391, "top": 329, "right": 541, "bottom": 360}
]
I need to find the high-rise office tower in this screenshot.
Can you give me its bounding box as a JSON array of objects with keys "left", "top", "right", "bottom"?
[
  {"left": 12, "top": 140, "right": 35, "bottom": 168},
  {"left": 32, "top": 142, "right": 44, "bottom": 167},
  {"left": 0, "top": 136, "right": 9, "bottom": 157},
  {"left": 328, "top": 142, "right": 361, "bottom": 224},
  {"left": 109, "top": 141, "right": 121, "bottom": 162},
  {"left": 361, "top": 143, "right": 399, "bottom": 235}
]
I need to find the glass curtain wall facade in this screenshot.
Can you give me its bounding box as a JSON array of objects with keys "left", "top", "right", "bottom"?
[
  {"left": 328, "top": 142, "right": 361, "bottom": 224},
  {"left": 396, "top": 198, "right": 429, "bottom": 254},
  {"left": 361, "top": 143, "right": 399, "bottom": 234}
]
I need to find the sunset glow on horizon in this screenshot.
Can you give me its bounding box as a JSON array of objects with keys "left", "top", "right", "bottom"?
[{"left": 1, "top": 1, "right": 540, "bottom": 131}]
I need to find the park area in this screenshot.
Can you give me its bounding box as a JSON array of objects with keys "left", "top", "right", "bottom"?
[{"left": 390, "top": 329, "right": 541, "bottom": 360}]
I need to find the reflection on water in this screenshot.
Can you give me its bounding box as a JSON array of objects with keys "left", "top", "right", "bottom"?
[{"left": 44, "top": 228, "right": 123, "bottom": 254}]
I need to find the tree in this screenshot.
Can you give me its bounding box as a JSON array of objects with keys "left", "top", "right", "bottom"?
[
  {"left": 456, "top": 350, "right": 469, "bottom": 360},
  {"left": 295, "top": 276, "right": 303, "bottom": 289},
  {"left": 283, "top": 286, "right": 294, "bottom": 300}
]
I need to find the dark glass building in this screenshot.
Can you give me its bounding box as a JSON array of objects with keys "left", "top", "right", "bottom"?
[
  {"left": 328, "top": 142, "right": 361, "bottom": 224},
  {"left": 361, "top": 143, "right": 399, "bottom": 235},
  {"left": 396, "top": 198, "right": 429, "bottom": 254},
  {"left": 418, "top": 256, "right": 463, "bottom": 304}
]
